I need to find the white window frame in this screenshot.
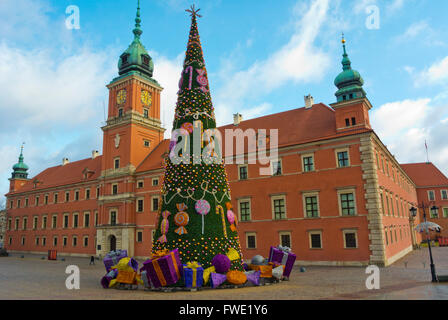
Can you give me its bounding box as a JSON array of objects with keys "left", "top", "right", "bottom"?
[
  {"left": 151, "top": 196, "right": 160, "bottom": 212},
  {"left": 152, "top": 178, "right": 159, "bottom": 187},
  {"left": 42, "top": 215, "right": 48, "bottom": 229},
  {"left": 137, "top": 179, "right": 144, "bottom": 189},
  {"left": 52, "top": 214, "right": 57, "bottom": 229},
  {"left": 271, "top": 159, "right": 283, "bottom": 176},
  {"left": 337, "top": 188, "right": 358, "bottom": 216},
  {"left": 72, "top": 212, "right": 79, "bottom": 228},
  {"left": 301, "top": 153, "right": 315, "bottom": 173},
  {"left": 109, "top": 209, "right": 118, "bottom": 225},
  {"left": 83, "top": 236, "right": 89, "bottom": 247},
  {"left": 114, "top": 157, "right": 120, "bottom": 169},
  {"left": 342, "top": 229, "right": 358, "bottom": 249},
  {"left": 137, "top": 197, "right": 145, "bottom": 213},
  {"left": 238, "top": 164, "right": 249, "bottom": 180},
  {"left": 63, "top": 213, "right": 70, "bottom": 228},
  {"left": 308, "top": 230, "right": 323, "bottom": 249},
  {"left": 335, "top": 147, "right": 350, "bottom": 168},
  {"left": 245, "top": 232, "right": 257, "bottom": 249},
  {"left": 33, "top": 216, "right": 38, "bottom": 230},
  {"left": 84, "top": 211, "right": 90, "bottom": 228},
  {"left": 271, "top": 194, "right": 287, "bottom": 220},
  {"left": 428, "top": 190, "right": 435, "bottom": 201},
  {"left": 442, "top": 207, "right": 448, "bottom": 218},
  {"left": 279, "top": 231, "right": 292, "bottom": 249},
  {"left": 112, "top": 183, "right": 118, "bottom": 195},
  {"left": 441, "top": 190, "right": 448, "bottom": 200},
  {"left": 302, "top": 191, "right": 320, "bottom": 218},
  {"left": 237, "top": 198, "right": 252, "bottom": 222},
  {"left": 72, "top": 236, "right": 78, "bottom": 247},
  {"left": 136, "top": 230, "right": 143, "bottom": 243}
]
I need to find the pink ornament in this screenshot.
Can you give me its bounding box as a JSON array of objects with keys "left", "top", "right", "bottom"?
[
  {"left": 227, "top": 210, "right": 235, "bottom": 224},
  {"left": 184, "top": 66, "right": 193, "bottom": 90},
  {"left": 181, "top": 122, "right": 194, "bottom": 134}
]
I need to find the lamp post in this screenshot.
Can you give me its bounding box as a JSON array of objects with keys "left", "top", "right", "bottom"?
[
  {"left": 409, "top": 208, "right": 418, "bottom": 249},
  {"left": 410, "top": 203, "right": 439, "bottom": 283}
]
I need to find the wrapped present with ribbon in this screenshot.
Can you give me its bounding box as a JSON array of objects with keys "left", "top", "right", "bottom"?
[
  {"left": 116, "top": 270, "right": 137, "bottom": 285},
  {"left": 268, "top": 245, "right": 296, "bottom": 278},
  {"left": 210, "top": 273, "right": 227, "bottom": 289},
  {"left": 272, "top": 266, "right": 284, "bottom": 280},
  {"left": 100, "top": 269, "right": 118, "bottom": 289},
  {"left": 183, "top": 262, "right": 204, "bottom": 289},
  {"left": 248, "top": 264, "right": 273, "bottom": 278},
  {"left": 103, "top": 249, "right": 128, "bottom": 272},
  {"left": 203, "top": 266, "right": 216, "bottom": 285},
  {"left": 140, "top": 270, "right": 152, "bottom": 289},
  {"left": 111, "top": 257, "right": 139, "bottom": 273},
  {"left": 141, "top": 248, "right": 183, "bottom": 288},
  {"left": 245, "top": 270, "right": 261, "bottom": 286}
]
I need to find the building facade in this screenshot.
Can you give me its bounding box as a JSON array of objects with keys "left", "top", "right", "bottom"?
[
  {"left": 5, "top": 6, "right": 432, "bottom": 266},
  {"left": 0, "top": 210, "right": 6, "bottom": 246}
]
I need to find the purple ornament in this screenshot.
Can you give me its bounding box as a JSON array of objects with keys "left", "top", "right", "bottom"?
[
  {"left": 210, "top": 273, "right": 227, "bottom": 288},
  {"left": 211, "top": 254, "right": 231, "bottom": 273}
]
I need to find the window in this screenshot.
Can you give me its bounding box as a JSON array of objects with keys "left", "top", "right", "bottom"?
[
  {"left": 8, "top": 219, "right": 12, "bottom": 231},
  {"left": 345, "top": 118, "right": 350, "bottom": 127},
  {"left": 152, "top": 197, "right": 159, "bottom": 212},
  {"left": 271, "top": 160, "right": 282, "bottom": 176},
  {"left": 137, "top": 231, "right": 143, "bottom": 243},
  {"left": 42, "top": 237, "right": 46, "bottom": 246},
  {"left": 143, "top": 108, "right": 149, "bottom": 118},
  {"left": 21, "top": 236, "right": 25, "bottom": 246},
  {"left": 96, "top": 187, "right": 100, "bottom": 198},
  {"left": 304, "top": 194, "right": 319, "bottom": 218},
  {"left": 246, "top": 232, "right": 257, "bottom": 249},
  {"left": 428, "top": 190, "right": 435, "bottom": 201},
  {"left": 238, "top": 165, "right": 248, "bottom": 180},
  {"left": 144, "top": 140, "right": 150, "bottom": 147},
  {"left": 152, "top": 178, "right": 159, "bottom": 186},
  {"left": 23, "top": 217, "right": 27, "bottom": 230},
  {"left": 73, "top": 236, "right": 78, "bottom": 247},
  {"left": 15, "top": 218, "right": 19, "bottom": 230},
  {"left": 443, "top": 208, "right": 448, "bottom": 218},
  {"left": 272, "top": 196, "right": 286, "bottom": 220},
  {"left": 35, "top": 237, "right": 39, "bottom": 246},
  {"left": 118, "top": 108, "right": 123, "bottom": 117},
  {"left": 302, "top": 155, "right": 314, "bottom": 172},
  {"left": 65, "top": 192, "right": 70, "bottom": 202},
  {"left": 238, "top": 200, "right": 251, "bottom": 222},
  {"left": 137, "top": 180, "right": 144, "bottom": 188},
  {"left": 44, "top": 194, "right": 48, "bottom": 205},
  {"left": 63, "top": 214, "right": 69, "bottom": 228},
  {"left": 73, "top": 214, "right": 79, "bottom": 228},
  {"left": 54, "top": 193, "right": 58, "bottom": 204},
  {"left": 142, "top": 55, "right": 150, "bottom": 65},
  {"left": 309, "top": 231, "right": 322, "bottom": 249},
  {"left": 110, "top": 211, "right": 117, "bottom": 226},
  {"left": 343, "top": 230, "right": 358, "bottom": 248},
  {"left": 85, "top": 189, "right": 91, "bottom": 200},
  {"left": 53, "top": 237, "right": 58, "bottom": 247},
  {"left": 83, "top": 237, "right": 89, "bottom": 247},
  {"left": 351, "top": 117, "right": 356, "bottom": 126},
  {"left": 385, "top": 230, "right": 389, "bottom": 245},
  {"left": 279, "top": 232, "right": 291, "bottom": 248},
  {"left": 95, "top": 211, "right": 99, "bottom": 226},
  {"left": 112, "top": 184, "right": 118, "bottom": 195},
  {"left": 42, "top": 216, "right": 47, "bottom": 229},
  {"left": 137, "top": 198, "right": 144, "bottom": 212},
  {"left": 33, "top": 216, "right": 38, "bottom": 230},
  {"left": 8, "top": 237, "right": 12, "bottom": 246},
  {"left": 84, "top": 213, "right": 90, "bottom": 228},
  {"left": 336, "top": 150, "right": 350, "bottom": 168},
  {"left": 442, "top": 190, "right": 448, "bottom": 200},
  {"left": 339, "top": 191, "right": 356, "bottom": 216},
  {"left": 114, "top": 158, "right": 120, "bottom": 169},
  {"left": 380, "top": 192, "right": 385, "bottom": 215},
  {"left": 52, "top": 215, "right": 57, "bottom": 229},
  {"left": 9, "top": 200, "right": 13, "bottom": 209},
  {"left": 63, "top": 237, "right": 68, "bottom": 247},
  {"left": 17, "top": 199, "right": 21, "bottom": 208},
  {"left": 74, "top": 190, "right": 79, "bottom": 201},
  {"left": 35, "top": 196, "right": 39, "bottom": 206},
  {"left": 431, "top": 209, "right": 439, "bottom": 219},
  {"left": 25, "top": 198, "right": 29, "bottom": 207}
]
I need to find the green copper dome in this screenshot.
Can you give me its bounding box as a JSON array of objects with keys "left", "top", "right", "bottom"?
[
  {"left": 334, "top": 37, "right": 366, "bottom": 102},
  {"left": 12, "top": 146, "right": 29, "bottom": 179},
  {"left": 118, "top": 0, "right": 154, "bottom": 78}
]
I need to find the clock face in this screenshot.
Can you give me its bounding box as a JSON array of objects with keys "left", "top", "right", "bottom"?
[
  {"left": 117, "top": 89, "right": 127, "bottom": 105},
  {"left": 141, "top": 90, "right": 152, "bottom": 106}
]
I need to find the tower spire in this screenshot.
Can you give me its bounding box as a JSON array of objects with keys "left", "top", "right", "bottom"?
[
  {"left": 11, "top": 142, "right": 29, "bottom": 179},
  {"left": 133, "top": 0, "right": 143, "bottom": 40}
]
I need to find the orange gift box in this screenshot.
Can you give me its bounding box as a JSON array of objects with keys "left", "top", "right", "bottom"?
[{"left": 248, "top": 264, "right": 273, "bottom": 278}]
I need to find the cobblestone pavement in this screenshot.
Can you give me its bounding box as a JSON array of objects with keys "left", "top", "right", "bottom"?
[{"left": 1, "top": 247, "right": 448, "bottom": 300}]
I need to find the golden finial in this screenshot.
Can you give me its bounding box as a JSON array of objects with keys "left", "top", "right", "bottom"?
[
  {"left": 186, "top": 4, "right": 202, "bottom": 18},
  {"left": 341, "top": 32, "right": 346, "bottom": 44}
]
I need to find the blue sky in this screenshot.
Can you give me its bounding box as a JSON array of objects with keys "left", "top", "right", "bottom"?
[{"left": 1, "top": 0, "right": 448, "bottom": 206}]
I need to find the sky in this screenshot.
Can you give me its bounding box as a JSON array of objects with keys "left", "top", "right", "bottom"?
[{"left": 1, "top": 0, "right": 448, "bottom": 206}]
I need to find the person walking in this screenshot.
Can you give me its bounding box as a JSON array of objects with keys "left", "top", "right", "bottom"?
[{"left": 89, "top": 255, "right": 95, "bottom": 265}]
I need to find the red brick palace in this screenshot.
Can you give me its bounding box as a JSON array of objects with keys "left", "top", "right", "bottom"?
[{"left": 7, "top": 6, "right": 448, "bottom": 267}]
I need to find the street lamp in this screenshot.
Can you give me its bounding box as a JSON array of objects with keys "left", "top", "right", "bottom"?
[{"left": 410, "top": 203, "right": 438, "bottom": 283}]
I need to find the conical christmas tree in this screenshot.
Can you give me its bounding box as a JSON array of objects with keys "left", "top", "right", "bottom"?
[{"left": 152, "top": 7, "right": 244, "bottom": 272}]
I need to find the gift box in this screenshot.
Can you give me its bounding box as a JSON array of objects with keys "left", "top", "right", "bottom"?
[
  {"left": 140, "top": 271, "right": 152, "bottom": 288},
  {"left": 248, "top": 264, "right": 273, "bottom": 278},
  {"left": 183, "top": 262, "right": 204, "bottom": 288},
  {"left": 268, "top": 246, "right": 296, "bottom": 278},
  {"left": 103, "top": 250, "right": 128, "bottom": 272},
  {"left": 116, "top": 270, "right": 137, "bottom": 284},
  {"left": 141, "top": 249, "right": 183, "bottom": 288}
]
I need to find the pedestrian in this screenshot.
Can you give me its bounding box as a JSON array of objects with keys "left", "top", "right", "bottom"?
[{"left": 90, "top": 255, "right": 95, "bottom": 265}]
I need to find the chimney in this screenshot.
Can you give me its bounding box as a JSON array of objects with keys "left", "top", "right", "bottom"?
[
  {"left": 304, "top": 94, "right": 314, "bottom": 109},
  {"left": 92, "top": 150, "right": 99, "bottom": 159},
  {"left": 62, "top": 158, "right": 69, "bottom": 166},
  {"left": 233, "top": 113, "right": 243, "bottom": 126}
]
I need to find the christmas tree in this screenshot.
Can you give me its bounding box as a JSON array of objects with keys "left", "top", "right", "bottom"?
[{"left": 152, "top": 6, "right": 244, "bottom": 272}]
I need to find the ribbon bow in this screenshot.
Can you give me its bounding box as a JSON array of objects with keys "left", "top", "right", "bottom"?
[
  {"left": 186, "top": 261, "right": 200, "bottom": 269},
  {"left": 152, "top": 249, "right": 170, "bottom": 260},
  {"left": 278, "top": 245, "right": 291, "bottom": 253}
]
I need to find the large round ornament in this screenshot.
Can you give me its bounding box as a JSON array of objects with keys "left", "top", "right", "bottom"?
[
  {"left": 211, "top": 254, "right": 231, "bottom": 274},
  {"left": 250, "top": 255, "right": 266, "bottom": 266},
  {"left": 195, "top": 200, "right": 210, "bottom": 215}
]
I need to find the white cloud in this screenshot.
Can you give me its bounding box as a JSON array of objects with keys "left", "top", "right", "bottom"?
[
  {"left": 214, "top": 0, "right": 331, "bottom": 125},
  {"left": 417, "top": 56, "right": 448, "bottom": 86}
]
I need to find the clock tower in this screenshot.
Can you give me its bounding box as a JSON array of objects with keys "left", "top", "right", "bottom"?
[{"left": 97, "top": 1, "right": 165, "bottom": 257}]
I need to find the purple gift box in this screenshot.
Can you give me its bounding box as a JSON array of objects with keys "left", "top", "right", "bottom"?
[
  {"left": 103, "top": 250, "right": 128, "bottom": 272},
  {"left": 141, "top": 249, "right": 183, "bottom": 288},
  {"left": 101, "top": 269, "right": 118, "bottom": 288},
  {"left": 268, "top": 246, "right": 296, "bottom": 278}
]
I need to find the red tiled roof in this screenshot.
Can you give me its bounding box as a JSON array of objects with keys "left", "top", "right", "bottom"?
[
  {"left": 136, "top": 139, "right": 170, "bottom": 173},
  {"left": 401, "top": 162, "right": 448, "bottom": 187},
  {"left": 7, "top": 156, "right": 103, "bottom": 195}
]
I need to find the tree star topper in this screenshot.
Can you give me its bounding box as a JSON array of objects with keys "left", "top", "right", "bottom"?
[{"left": 186, "top": 5, "right": 202, "bottom": 18}]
